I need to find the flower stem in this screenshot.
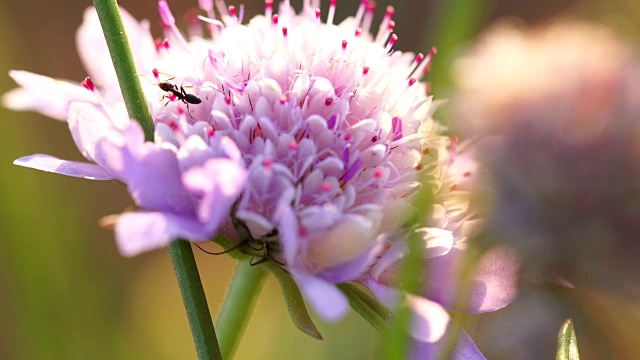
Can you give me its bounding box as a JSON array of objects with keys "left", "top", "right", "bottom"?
[
  {"left": 216, "top": 260, "right": 268, "bottom": 359},
  {"left": 92, "top": 1, "right": 221, "bottom": 359},
  {"left": 92, "top": 0, "right": 154, "bottom": 141},
  {"left": 169, "top": 240, "right": 222, "bottom": 360}
]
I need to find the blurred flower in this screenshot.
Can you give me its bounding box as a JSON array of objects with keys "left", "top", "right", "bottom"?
[
  {"left": 452, "top": 21, "right": 640, "bottom": 295},
  {"left": 3, "top": 0, "right": 448, "bottom": 323},
  {"left": 360, "top": 141, "right": 520, "bottom": 358}
]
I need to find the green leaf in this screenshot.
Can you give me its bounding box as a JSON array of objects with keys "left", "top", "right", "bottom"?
[
  {"left": 339, "top": 282, "right": 391, "bottom": 338},
  {"left": 264, "top": 262, "right": 323, "bottom": 340},
  {"left": 556, "top": 319, "right": 580, "bottom": 360}
]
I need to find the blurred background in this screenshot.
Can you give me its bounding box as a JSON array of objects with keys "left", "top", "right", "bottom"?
[{"left": 1, "top": 0, "right": 639, "bottom": 359}]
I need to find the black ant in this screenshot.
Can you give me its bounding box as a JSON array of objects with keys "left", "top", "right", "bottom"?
[
  {"left": 141, "top": 69, "right": 202, "bottom": 115},
  {"left": 157, "top": 80, "right": 202, "bottom": 106}
]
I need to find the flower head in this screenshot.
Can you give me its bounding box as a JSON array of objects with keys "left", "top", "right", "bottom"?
[
  {"left": 4, "top": 1, "right": 445, "bottom": 321},
  {"left": 452, "top": 21, "right": 640, "bottom": 295}
]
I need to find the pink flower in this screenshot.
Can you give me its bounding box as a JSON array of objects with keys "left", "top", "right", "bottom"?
[{"left": 5, "top": 2, "right": 508, "bottom": 337}]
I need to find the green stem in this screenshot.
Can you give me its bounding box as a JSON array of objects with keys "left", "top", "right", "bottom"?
[
  {"left": 92, "top": 1, "right": 221, "bottom": 359},
  {"left": 169, "top": 240, "right": 222, "bottom": 360},
  {"left": 92, "top": 0, "right": 154, "bottom": 141},
  {"left": 216, "top": 260, "right": 268, "bottom": 359}
]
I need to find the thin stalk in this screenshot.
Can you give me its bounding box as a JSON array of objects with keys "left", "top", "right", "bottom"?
[
  {"left": 216, "top": 260, "right": 268, "bottom": 359},
  {"left": 92, "top": 1, "right": 221, "bottom": 359},
  {"left": 92, "top": 0, "right": 154, "bottom": 140}
]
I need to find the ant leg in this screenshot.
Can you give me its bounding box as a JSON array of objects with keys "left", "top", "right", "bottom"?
[
  {"left": 194, "top": 241, "right": 245, "bottom": 255},
  {"left": 250, "top": 256, "right": 268, "bottom": 266},
  {"left": 267, "top": 253, "right": 286, "bottom": 266}
]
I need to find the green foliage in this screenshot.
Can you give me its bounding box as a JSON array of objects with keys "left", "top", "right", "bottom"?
[{"left": 556, "top": 319, "right": 580, "bottom": 360}]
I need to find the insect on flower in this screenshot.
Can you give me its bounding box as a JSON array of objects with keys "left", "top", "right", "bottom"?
[{"left": 144, "top": 68, "right": 203, "bottom": 115}]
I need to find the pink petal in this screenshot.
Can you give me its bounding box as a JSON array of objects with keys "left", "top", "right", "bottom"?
[
  {"left": 76, "top": 7, "right": 156, "bottom": 87},
  {"left": 321, "top": 238, "right": 384, "bottom": 283},
  {"left": 3, "top": 70, "right": 95, "bottom": 120},
  {"left": 67, "top": 103, "right": 115, "bottom": 166},
  {"left": 424, "top": 245, "right": 520, "bottom": 313},
  {"left": 115, "top": 212, "right": 209, "bottom": 257},
  {"left": 182, "top": 158, "right": 247, "bottom": 231},
  {"left": 412, "top": 329, "right": 486, "bottom": 360},
  {"left": 278, "top": 205, "right": 299, "bottom": 264},
  {"left": 293, "top": 271, "right": 349, "bottom": 322},
  {"left": 102, "top": 123, "right": 195, "bottom": 214},
  {"left": 14, "top": 154, "right": 114, "bottom": 180}
]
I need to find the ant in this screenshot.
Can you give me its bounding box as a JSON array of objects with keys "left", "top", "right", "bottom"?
[
  {"left": 157, "top": 80, "right": 202, "bottom": 107},
  {"left": 141, "top": 69, "right": 202, "bottom": 115}
]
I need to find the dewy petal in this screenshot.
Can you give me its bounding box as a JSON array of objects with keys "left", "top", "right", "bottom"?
[
  {"left": 76, "top": 6, "right": 156, "bottom": 87},
  {"left": 3, "top": 70, "right": 95, "bottom": 120},
  {"left": 412, "top": 329, "right": 487, "bottom": 360},
  {"left": 424, "top": 246, "right": 519, "bottom": 313},
  {"left": 182, "top": 158, "right": 247, "bottom": 231},
  {"left": 115, "top": 212, "right": 210, "bottom": 257},
  {"left": 14, "top": 154, "right": 115, "bottom": 180},
  {"left": 102, "top": 122, "right": 195, "bottom": 214},
  {"left": 293, "top": 271, "right": 349, "bottom": 322},
  {"left": 407, "top": 295, "right": 450, "bottom": 343}
]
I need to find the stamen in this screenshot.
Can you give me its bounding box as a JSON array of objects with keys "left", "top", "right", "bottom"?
[
  {"left": 413, "top": 47, "right": 437, "bottom": 80},
  {"left": 265, "top": 0, "right": 273, "bottom": 18},
  {"left": 315, "top": 8, "right": 321, "bottom": 27},
  {"left": 390, "top": 77, "right": 417, "bottom": 108},
  {"left": 384, "top": 34, "right": 397, "bottom": 54},
  {"left": 406, "top": 53, "right": 424, "bottom": 78},
  {"left": 158, "top": 1, "right": 194, "bottom": 54},
  {"left": 237, "top": 4, "right": 245, "bottom": 23},
  {"left": 354, "top": 0, "right": 369, "bottom": 28},
  {"left": 362, "top": 1, "right": 377, "bottom": 35},
  {"left": 81, "top": 77, "right": 95, "bottom": 92},
  {"left": 327, "top": 0, "right": 337, "bottom": 25},
  {"left": 82, "top": 76, "right": 107, "bottom": 108},
  {"left": 375, "top": 5, "right": 394, "bottom": 44},
  {"left": 377, "top": 20, "right": 394, "bottom": 46},
  {"left": 155, "top": 38, "right": 170, "bottom": 51},
  {"left": 228, "top": 6, "right": 237, "bottom": 22}
]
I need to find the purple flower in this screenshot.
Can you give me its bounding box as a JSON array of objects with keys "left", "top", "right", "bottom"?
[{"left": 3, "top": 1, "right": 498, "bottom": 337}]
